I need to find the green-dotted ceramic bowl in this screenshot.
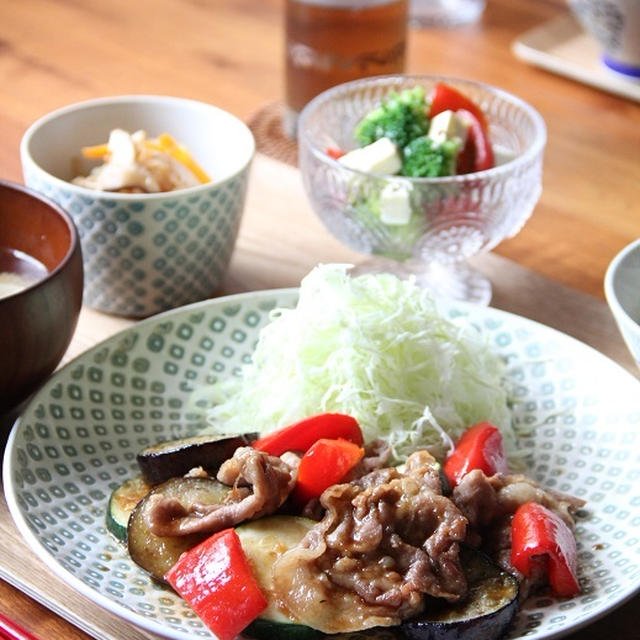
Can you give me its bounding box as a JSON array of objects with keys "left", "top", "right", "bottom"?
[
  {"left": 3, "top": 290, "right": 640, "bottom": 640},
  {"left": 605, "top": 238, "right": 640, "bottom": 371},
  {"left": 20, "top": 95, "right": 254, "bottom": 317}
]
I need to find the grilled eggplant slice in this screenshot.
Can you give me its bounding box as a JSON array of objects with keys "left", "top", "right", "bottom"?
[
  {"left": 401, "top": 547, "right": 519, "bottom": 640},
  {"left": 136, "top": 433, "right": 257, "bottom": 485},
  {"left": 127, "top": 476, "right": 230, "bottom": 581}
]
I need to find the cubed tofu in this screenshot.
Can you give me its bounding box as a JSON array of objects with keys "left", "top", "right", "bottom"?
[
  {"left": 427, "top": 110, "right": 470, "bottom": 148},
  {"left": 338, "top": 137, "right": 402, "bottom": 175},
  {"left": 379, "top": 181, "right": 412, "bottom": 226}
]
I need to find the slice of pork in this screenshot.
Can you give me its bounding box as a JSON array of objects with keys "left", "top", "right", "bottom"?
[
  {"left": 272, "top": 450, "right": 468, "bottom": 634},
  {"left": 452, "top": 469, "right": 585, "bottom": 532},
  {"left": 145, "top": 447, "right": 296, "bottom": 536}
]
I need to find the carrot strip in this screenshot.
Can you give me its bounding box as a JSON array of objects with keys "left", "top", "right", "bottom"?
[
  {"left": 81, "top": 143, "right": 109, "bottom": 158},
  {"left": 157, "top": 133, "right": 210, "bottom": 183}
]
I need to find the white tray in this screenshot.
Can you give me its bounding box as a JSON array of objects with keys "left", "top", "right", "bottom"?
[{"left": 512, "top": 13, "right": 640, "bottom": 103}]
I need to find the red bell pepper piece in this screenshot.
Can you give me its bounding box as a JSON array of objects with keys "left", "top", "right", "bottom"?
[
  {"left": 428, "top": 84, "right": 494, "bottom": 174},
  {"left": 294, "top": 437, "right": 365, "bottom": 504},
  {"left": 511, "top": 502, "right": 580, "bottom": 597},
  {"left": 326, "top": 146, "right": 345, "bottom": 159},
  {"left": 165, "top": 528, "right": 267, "bottom": 640},
  {"left": 429, "top": 82, "right": 489, "bottom": 133},
  {"left": 253, "top": 412, "right": 363, "bottom": 456},
  {"left": 443, "top": 421, "right": 508, "bottom": 487},
  {"left": 456, "top": 108, "right": 494, "bottom": 173}
]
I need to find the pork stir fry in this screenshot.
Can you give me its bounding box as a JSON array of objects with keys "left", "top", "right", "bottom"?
[
  {"left": 111, "top": 415, "right": 584, "bottom": 640},
  {"left": 273, "top": 451, "right": 468, "bottom": 633},
  {"left": 453, "top": 469, "right": 585, "bottom": 598}
]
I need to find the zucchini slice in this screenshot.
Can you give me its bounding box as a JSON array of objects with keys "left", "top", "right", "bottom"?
[
  {"left": 106, "top": 475, "right": 152, "bottom": 543},
  {"left": 245, "top": 619, "right": 324, "bottom": 640},
  {"left": 137, "top": 433, "right": 257, "bottom": 485},
  {"left": 236, "top": 516, "right": 324, "bottom": 640},
  {"left": 401, "top": 547, "right": 519, "bottom": 640},
  {"left": 127, "top": 476, "right": 230, "bottom": 581},
  {"left": 239, "top": 521, "right": 517, "bottom": 640}
]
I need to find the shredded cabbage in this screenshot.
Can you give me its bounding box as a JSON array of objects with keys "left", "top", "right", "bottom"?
[{"left": 200, "top": 264, "right": 514, "bottom": 464}]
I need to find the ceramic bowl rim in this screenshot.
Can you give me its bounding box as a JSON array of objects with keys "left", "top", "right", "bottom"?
[
  {"left": 20, "top": 94, "right": 256, "bottom": 201},
  {"left": 0, "top": 178, "right": 81, "bottom": 303},
  {"left": 604, "top": 237, "right": 640, "bottom": 332},
  {"left": 298, "top": 73, "right": 547, "bottom": 183}
]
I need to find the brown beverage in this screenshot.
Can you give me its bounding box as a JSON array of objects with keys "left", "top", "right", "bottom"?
[{"left": 284, "top": 0, "right": 408, "bottom": 136}]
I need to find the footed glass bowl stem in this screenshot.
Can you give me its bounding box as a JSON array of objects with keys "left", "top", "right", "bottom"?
[{"left": 349, "top": 256, "right": 492, "bottom": 305}]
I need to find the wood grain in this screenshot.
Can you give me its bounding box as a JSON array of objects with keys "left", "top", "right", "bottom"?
[
  {"left": 0, "top": 1, "right": 638, "bottom": 299},
  {"left": 0, "top": 581, "right": 94, "bottom": 640}
]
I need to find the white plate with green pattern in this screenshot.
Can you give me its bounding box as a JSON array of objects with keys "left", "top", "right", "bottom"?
[{"left": 3, "top": 290, "right": 640, "bottom": 640}]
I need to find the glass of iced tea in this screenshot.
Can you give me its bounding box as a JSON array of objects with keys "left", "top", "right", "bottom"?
[{"left": 284, "top": 0, "right": 408, "bottom": 138}]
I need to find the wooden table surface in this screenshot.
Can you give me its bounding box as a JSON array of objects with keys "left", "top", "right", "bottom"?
[{"left": 0, "top": 1, "right": 638, "bottom": 639}]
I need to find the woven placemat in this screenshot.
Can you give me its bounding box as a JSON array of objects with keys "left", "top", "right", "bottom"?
[{"left": 246, "top": 102, "right": 299, "bottom": 167}]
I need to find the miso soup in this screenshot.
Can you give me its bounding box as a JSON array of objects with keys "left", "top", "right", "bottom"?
[{"left": 0, "top": 247, "right": 48, "bottom": 299}]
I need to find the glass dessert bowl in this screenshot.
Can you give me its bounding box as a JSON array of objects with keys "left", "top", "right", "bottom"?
[{"left": 298, "top": 75, "right": 547, "bottom": 304}]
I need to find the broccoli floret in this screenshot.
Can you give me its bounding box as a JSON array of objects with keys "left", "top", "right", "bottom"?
[
  {"left": 354, "top": 87, "right": 429, "bottom": 150},
  {"left": 400, "top": 136, "right": 460, "bottom": 178}
]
